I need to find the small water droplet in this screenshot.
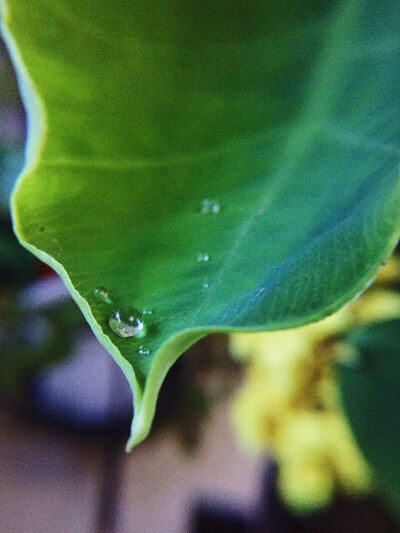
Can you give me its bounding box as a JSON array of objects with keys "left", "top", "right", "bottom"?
[
  {"left": 109, "top": 307, "right": 143, "bottom": 338},
  {"left": 142, "top": 307, "right": 154, "bottom": 315},
  {"left": 198, "top": 252, "right": 210, "bottom": 262},
  {"left": 93, "top": 286, "right": 113, "bottom": 304},
  {"left": 202, "top": 283, "right": 209, "bottom": 289},
  {"left": 201, "top": 199, "right": 221, "bottom": 214},
  {"left": 52, "top": 238, "right": 63, "bottom": 257},
  {"left": 138, "top": 345, "right": 150, "bottom": 355}
]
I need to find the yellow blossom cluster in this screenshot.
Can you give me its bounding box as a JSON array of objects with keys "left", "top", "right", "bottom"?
[{"left": 230, "top": 256, "right": 400, "bottom": 514}]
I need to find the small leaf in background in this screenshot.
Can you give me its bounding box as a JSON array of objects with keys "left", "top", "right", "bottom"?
[
  {"left": 337, "top": 319, "right": 400, "bottom": 519},
  {"left": 0, "top": 37, "right": 24, "bottom": 212},
  {"left": 1, "top": 0, "right": 400, "bottom": 447},
  {"left": 0, "top": 36, "right": 31, "bottom": 280},
  {"left": 0, "top": 297, "right": 83, "bottom": 391}
]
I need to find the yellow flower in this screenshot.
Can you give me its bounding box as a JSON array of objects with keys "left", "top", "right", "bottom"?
[
  {"left": 278, "top": 456, "right": 335, "bottom": 514},
  {"left": 229, "top": 255, "right": 400, "bottom": 514}
]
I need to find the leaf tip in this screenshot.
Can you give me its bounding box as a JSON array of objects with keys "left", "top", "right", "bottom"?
[{"left": 125, "top": 408, "right": 152, "bottom": 452}]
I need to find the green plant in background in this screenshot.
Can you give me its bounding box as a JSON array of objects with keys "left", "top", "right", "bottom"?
[
  {"left": 1, "top": 3, "right": 400, "bottom": 510},
  {"left": 338, "top": 316, "right": 400, "bottom": 519}
]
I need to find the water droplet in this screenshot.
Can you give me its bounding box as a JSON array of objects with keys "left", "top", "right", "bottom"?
[
  {"left": 93, "top": 286, "right": 113, "bottom": 304},
  {"left": 109, "top": 307, "right": 143, "bottom": 338},
  {"left": 202, "top": 283, "right": 209, "bottom": 289},
  {"left": 142, "top": 307, "right": 154, "bottom": 315},
  {"left": 198, "top": 252, "right": 210, "bottom": 262},
  {"left": 138, "top": 345, "right": 150, "bottom": 355},
  {"left": 201, "top": 199, "right": 221, "bottom": 214},
  {"left": 52, "top": 238, "right": 63, "bottom": 257}
]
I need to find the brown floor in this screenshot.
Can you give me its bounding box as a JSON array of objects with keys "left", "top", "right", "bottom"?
[{"left": 0, "top": 397, "right": 262, "bottom": 533}]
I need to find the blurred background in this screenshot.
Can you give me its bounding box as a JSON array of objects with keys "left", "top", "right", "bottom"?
[{"left": 1, "top": 36, "right": 400, "bottom": 533}]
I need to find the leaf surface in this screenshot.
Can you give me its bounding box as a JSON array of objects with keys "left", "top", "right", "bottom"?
[
  {"left": 2, "top": 0, "right": 400, "bottom": 448},
  {"left": 337, "top": 319, "right": 400, "bottom": 517}
]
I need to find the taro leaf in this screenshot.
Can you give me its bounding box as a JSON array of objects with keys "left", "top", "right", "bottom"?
[
  {"left": 1, "top": 0, "right": 400, "bottom": 449},
  {"left": 337, "top": 319, "right": 400, "bottom": 518}
]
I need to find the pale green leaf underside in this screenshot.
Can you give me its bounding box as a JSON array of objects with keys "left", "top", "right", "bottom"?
[{"left": 2, "top": 0, "right": 400, "bottom": 448}]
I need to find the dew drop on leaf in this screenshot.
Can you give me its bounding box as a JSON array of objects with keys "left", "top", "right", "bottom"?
[
  {"left": 200, "top": 199, "right": 221, "bottom": 214},
  {"left": 202, "top": 282, "right": 209, "bottom": 289},
  {"left": 93, "top": 286, "right": 113, "bottom": 304},
  {"left": 52, "top": 237, "right": 63, "bottom": 257},
  {"left": 198, "top": 252, "right": 210, "bottom": 262},
  {"left": 142, "top": 307, "right": 154, "bottom": 315},
  {"left": 108, "top": 307, "right": 144, "bottom": 338},
  {"left": 138, "top": 345, "right": 150, "bottom": 355}
]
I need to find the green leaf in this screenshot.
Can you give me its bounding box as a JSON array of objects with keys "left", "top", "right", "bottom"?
[
  {"left": 0, "top": 148, "right": 23, "bottom": 212},
  {"left": 0, "top": 217, "right": 36, "bottom": 285},
  {"left": 2, "top": 0, "right": 400, "bottom": 449},
  {"left": 0, "top": 36, "right": 24, "bottom": 213},
  {"left": 337, "top": 319, "right": 400, "bottom": 518},
  {"left": 0, "top": 299, "right": 82, "bottom": 391}
]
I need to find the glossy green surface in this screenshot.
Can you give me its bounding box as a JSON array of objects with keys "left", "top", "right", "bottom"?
[{"left": 2, "top": 0, "right": 400, "bottom": 448}]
